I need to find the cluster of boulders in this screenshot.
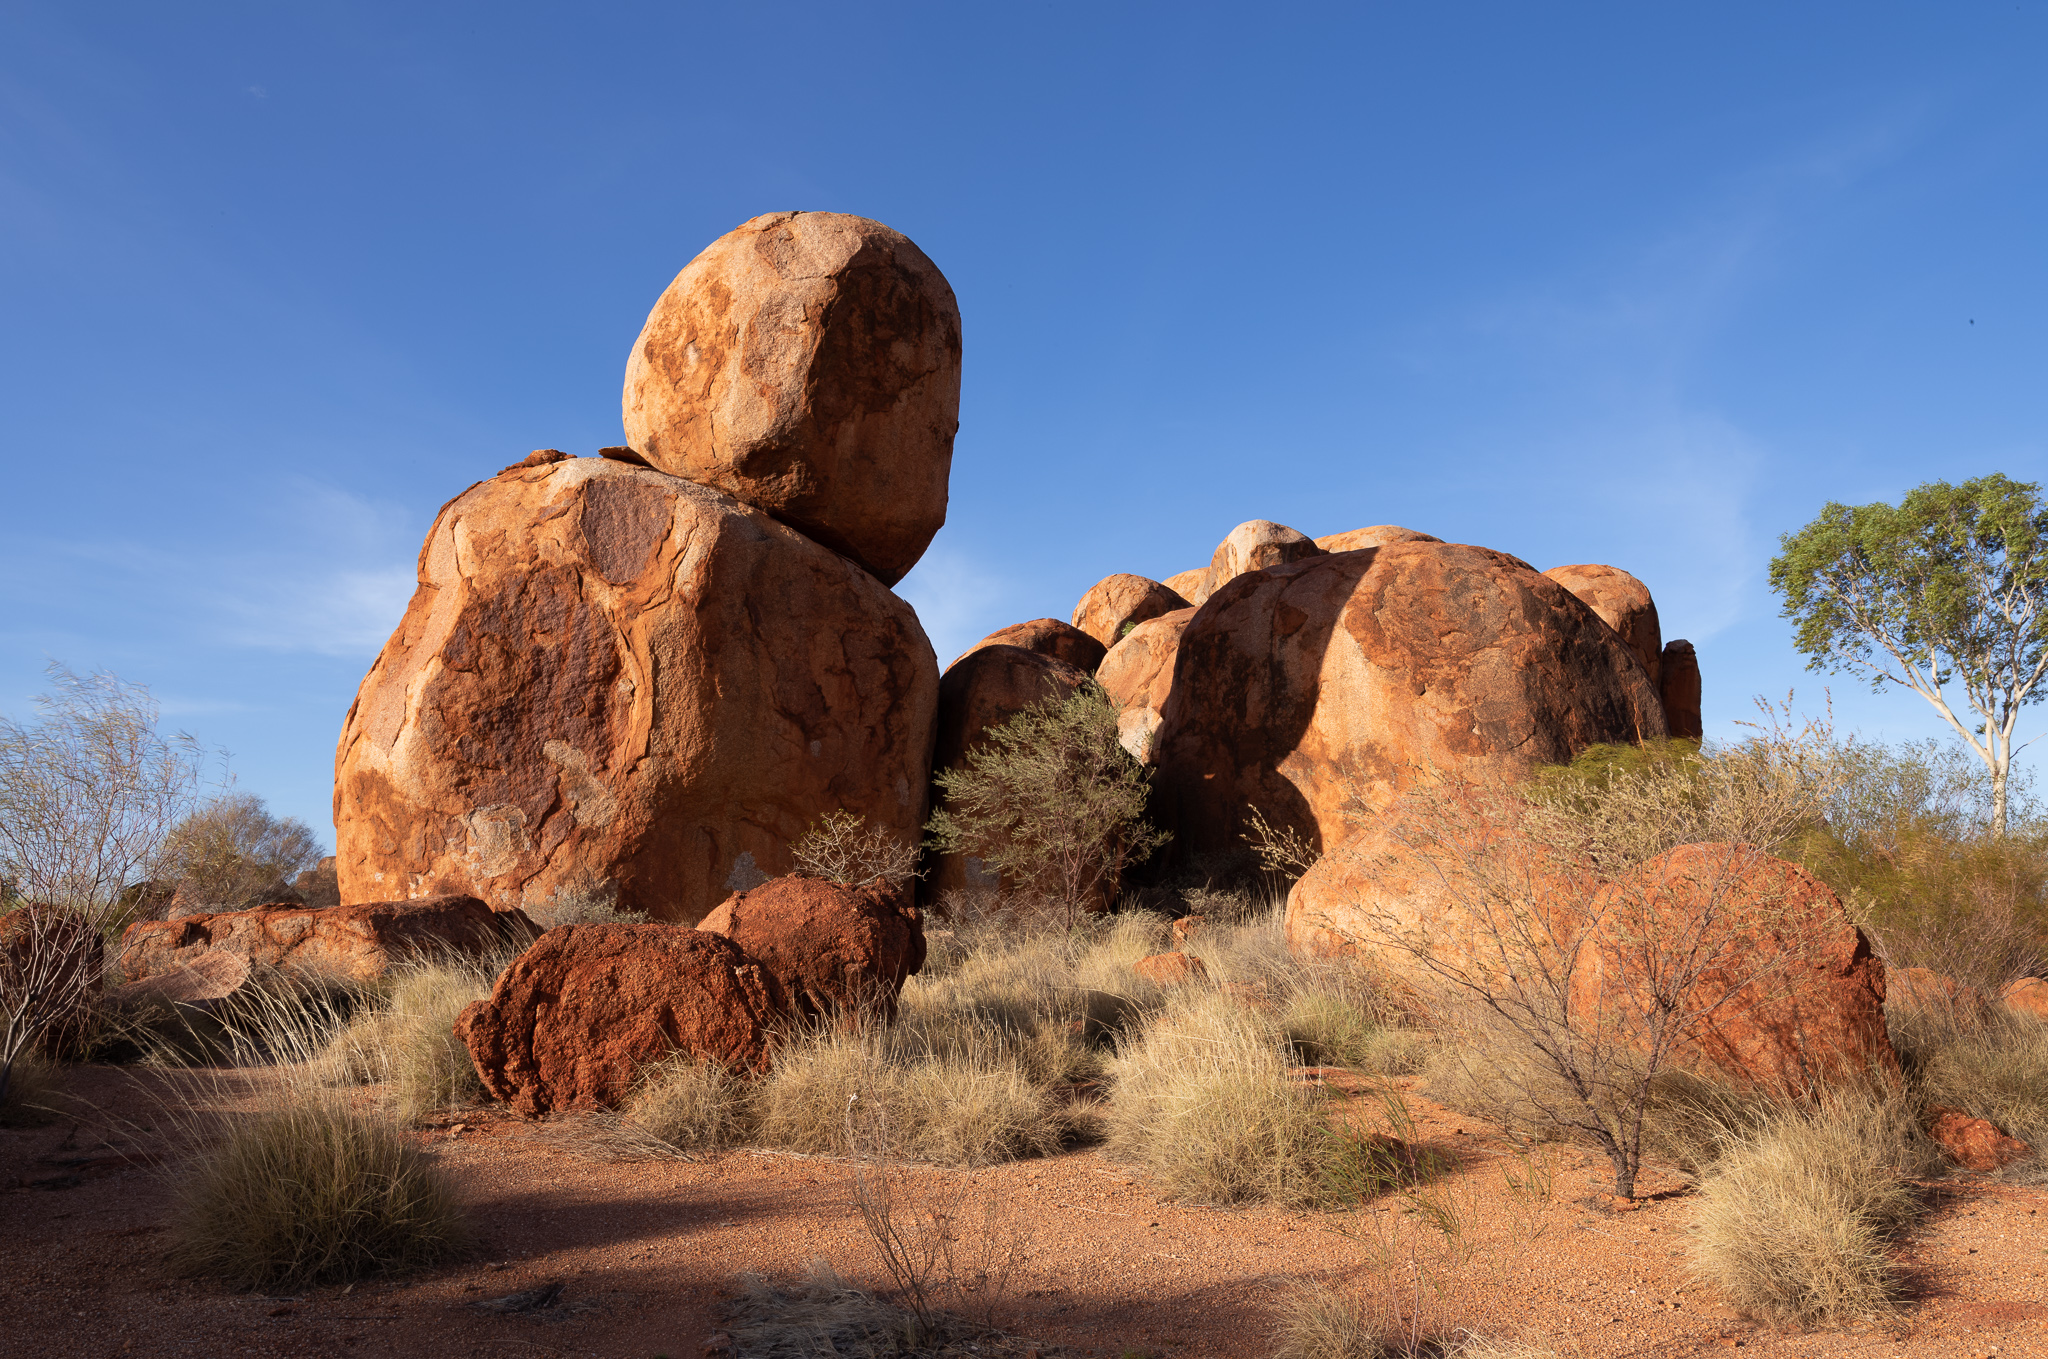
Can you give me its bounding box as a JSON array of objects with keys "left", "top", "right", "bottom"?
[
  {"left": 455, "top": 874, "right": 922, "bottom": 1114},
  {"left": 88, "top": 209, "right": 2038, "bottom": 1152}
]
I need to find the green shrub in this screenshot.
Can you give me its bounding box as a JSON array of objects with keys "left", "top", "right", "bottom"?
[{"left": 926, "top": 683, "right": 1169, "bottom": 927}]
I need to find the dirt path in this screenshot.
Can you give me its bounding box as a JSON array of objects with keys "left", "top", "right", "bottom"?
[{"left": 3, "top": 1067, "right": 2042, "bottom": 1358}]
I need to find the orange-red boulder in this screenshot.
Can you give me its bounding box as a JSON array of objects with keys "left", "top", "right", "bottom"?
[
  {"left": 1927, "top": 1106, "right": 2032, "bottom": 1171},
  {"left": 926, "top": 646, "right": 1092, "bottom": 897},
  {"left": 620, "top": 211, "right": 961, "bottom": 586},
  {"left": 2002, "top": 976, "right": 2048, "bottom": 1021},
  {"left": 953, "top": 618, "right": 1106, "bottom": 673},
  {"left": 1661, "top": 640, "right": 1702, "bottom": 741},
  {"left": 1135, "top": 952, "right": 1209, "bottom": 986},
  {"left": 1162, "top": 567, "right": 1209, "bottom": 604},
  {"left": 1096, "top": 607, "right": 1195, "bottom": 762},
  {"left": 697, "top": 875, "right": 925, "bottom": 1020},
  {"left": 118, "top": 895, "right": 526, "bottom": 986},
  {"left": 333, "top": 457, "right": 938, "bottom": 925},
  {"left": 1290, "top": 830, "right": 1895, "bottom": 1098},
  {"left": 455, "top": 924, "right": 789, "bottom": 1115},
  {"left": 1583, "top": 844, "right": 1896, "bottom": 1096},
  {"left": 1201, "top": 520, "right": 1323, "bottom": 602},
  {"left": 1313, "top": 525, "right": 1442, "bottom": 553},
  {"left": 1071, "top": 575, "right": 1191, "bottom": 649},
  {"left": 1155, "top": 540, "right": 1667, "bottom": 862},
  {"left": 1542, "top": 564, "right": 1663, "bottom": 686}
]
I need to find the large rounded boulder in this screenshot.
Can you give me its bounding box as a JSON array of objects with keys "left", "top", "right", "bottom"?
[
  {"left": 334, "top": 456, "right": 939, "bottom": 924},
  {"left": 1096, "top": 607, "right": 1196, "bottom": 762},
  {"left": 620, "top": 211, "right": 962, "bottom": 586},
  {"left": 1289, "top": 815, "right": 1894, "bottom": 1097},
  {"left": 1313, "top": 525, "right": 1442, "bottom": 553},
  {"left": 455, "top": 924, "right": 789, "bottom": 1115},
  {"left": 1199, "top": 519, "right": 1323, "bottom": 603},
  {"left": 1071, "top": 574, "right": 1191, "bottom": 649},
  {"left": 1660, "top": 639, "right": 1703, "bottom": 740},
  {"left": 697, "top": 874, "right": 925, "bottom": 1020},
  {"left": 1153, "top": 540, "right": 1667, "bottom": 860},
  {"left": 953, "top": 618, "right": 1107, "bottom": 674},
  {"left": 1542, "top": 564, "right": 1663, "bottom": 685}
]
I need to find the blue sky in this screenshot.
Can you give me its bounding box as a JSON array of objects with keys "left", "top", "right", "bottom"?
[{"left": 4, "top": 2, "right": 2046, "bottom": 846}]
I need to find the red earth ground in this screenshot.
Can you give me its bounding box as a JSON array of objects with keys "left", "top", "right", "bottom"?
[{"left": 2, "top": 1066, "right": 2042, "bottom": 1359}]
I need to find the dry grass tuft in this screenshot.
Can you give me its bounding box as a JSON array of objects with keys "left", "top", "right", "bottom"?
[
  {"left": 1103, "top": 988, "right": 1351, "bottom": 1205},
  {"left": 0, "top": 1051, "right": 62, "bottom": 1125},
  {"left": 1271, "top": 1279, "right": 1538, "bottom": 1359},
  {"left": 168, "top": 1089, "right": 472, "bottom": 1286},
  {"left": 609, "top": 1055, "right": 754, "bottom": 1158},
  {"left": 319, "top": 955, "right": 499, "bottom": 1124},
  {"left": 755, "top": 1022, "right": 1070, "bottom": 1167},
  {"left": 1891, "top": 1001, "right": 2048, "bottom": 1158},
  {"left": 1687, "top": 1088, "right": 1934, "bottom": 1326}
]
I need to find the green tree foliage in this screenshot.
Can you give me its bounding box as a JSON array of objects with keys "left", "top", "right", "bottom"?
[
  {"left": 1770, "top": 473, "right": 2048, "bottom": 835},
  {"left": 157, "top": 792, "right": 323, "bottom": 908},
  {"left": 925, "top": 683, "right": 1168, "bottom": 926}
]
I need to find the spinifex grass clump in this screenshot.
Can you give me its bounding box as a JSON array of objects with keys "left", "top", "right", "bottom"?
[
  {"left": 321, "top": 955, "right": 501, "bottom": 1124},
  {"left": 170, "top": 1090, "right": 471, "bottom": 1287},
  {"left": 1103, "top": 987, "right": 1359, "bottom": 1206},
  {"left": 1687, "top": 1089, "right": 1934, "bottom": 1327}
]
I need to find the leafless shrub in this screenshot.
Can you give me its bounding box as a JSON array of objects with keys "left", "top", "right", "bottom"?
[
  {"left": 1354, "top": 780, "right": 1824, "bottom": 1200},
  {"left": 0, "top": 665, "right": 204, "bottom": 1106},
  {"left": 794, "top": 810, "right": 923, "bottom": 888},
  {"left": 1244, "top": 802, "right": 1321, "bottom": 880}
]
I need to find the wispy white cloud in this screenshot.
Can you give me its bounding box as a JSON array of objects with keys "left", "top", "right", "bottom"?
[{"left": 894, "top": 537, "right": 1018, "bottom": 669}]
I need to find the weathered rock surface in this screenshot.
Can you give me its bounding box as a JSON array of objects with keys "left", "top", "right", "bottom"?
[
  {"left": 1135, "top": 952, "right": 1209, "bottom": 986},
  {"left": 1661, "top": 640, "right": 1702, "bottom": 741},
  {"left": 1155, "top": 540, "right": 1668, "bottom": 862},
  {"left": 1928, "top": 1106, "right": 2032, "bottom": 1171},
  {"left": 926, "top": 646, "right": 1091, "bottom": 897},
  {"left": 1071, "top": 575, "right": 1191, "bottom": 649},
  {"left": 455, "top": 924, "right": 788, "bottom": 1115},
  {"left": 697, "top": 875, "right": 925, "bottom": 1020},
  {"left": 119, "top": 895, "right": 526, "bottom": 986},
  {"left": 1542, "top": 564, "right": 1663, "bottom": 686},
  {"left": 1162, "top": 568, "right": 1210, "bottom": 604},
  {"left": 1202, "top": 520, "right": 1323, "bottom": 602},
  {"left": 1096, "top": 607, "right": 1196, "bottom": 762},
  {"left": 106, "top": 950, "right": 251, "bottom": 1010},
  {"left": 1586, "top": 844, "right": 1896, "bottom": 1096},
  {"left": 1290, "top": 831, "right": 1894, "bottom": 1097},
  {"left": 1890, "top": 966, "right": 1991, "bottom": 1020},
  {"left": 953, "top": 619, "right": 1106, "bottom": 674},
  {"left": 333, "top": 457, "right": 938, "bottom": 925},
  {"left": 1313, "top": 526, "right": 1442, "bottom": 554},
  {"left": 2002, "top": 976, "right": 2048, "bottom": 1021},
  {"left": 620, "top": 211, "right": 962, "bottom": 586}
]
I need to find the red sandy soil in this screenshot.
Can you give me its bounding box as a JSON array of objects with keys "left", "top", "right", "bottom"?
[{"left": 2, "top": 1066, "right": 2043, "bottom": 1359}]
